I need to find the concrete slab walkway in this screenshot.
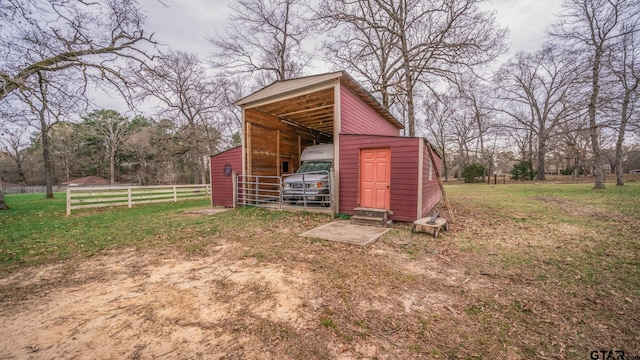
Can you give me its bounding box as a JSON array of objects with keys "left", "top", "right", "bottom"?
[{"left": 300, "top": 221, "right": 391, "bottom": 245}]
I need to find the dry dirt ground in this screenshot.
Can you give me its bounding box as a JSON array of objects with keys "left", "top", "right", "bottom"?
[
  {"left": 1, "top": 241, "right": 480, "bottom": 359},
  {"left": 0, "top": 199, "right": 638, "bottom": 359}
]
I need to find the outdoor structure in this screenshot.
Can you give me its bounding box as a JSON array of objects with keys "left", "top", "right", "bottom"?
[
  {"left": 210, "top": 146, "right": 242, "bottom": 208},
  {"left": 210, "top": 71, "right": 441, "bottom": 222}
]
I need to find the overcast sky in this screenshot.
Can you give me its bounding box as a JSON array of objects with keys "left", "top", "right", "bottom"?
[
  {"left": 98, "top": 0, "right": 564, "bottom": 112},
  {"left": 140, "top": 0, "right": 562, "bottom": 57}
]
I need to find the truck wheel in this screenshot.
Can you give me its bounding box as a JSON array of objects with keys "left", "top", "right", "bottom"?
[{"left": 321, "top": 190, "right": 330, "bottom": 207}]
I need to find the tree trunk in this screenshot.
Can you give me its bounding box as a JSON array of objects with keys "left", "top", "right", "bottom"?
[
  {"left": 37, "top": 106, "right": 55, "bottom": 199},
  {"left": 41, "top": 128, "right": 54, "bottom": 198},
  {"left": 457, "top": 144, "right": 464, "bottom": 181},
  {"left": 442, "top": 152, "right": 448, "bottom": 182},
  {"left": 200, "top": 155, "right": 207, "bottom": 185},
  {"left": 615, "top": 91, "right": 631, "bottom": 186},
  {"left": 589, "top": 47, "right": 605, "bottom": 189},
  {"left": 536, "top": 135, "right": 546, "bottom": 181},
  {"left": 0, "top": 190, "right": 8, "bottom": 210},
  {"left": 110, "top": 150, "right": 116, "bottom": 185},
  {"left": 475, "top": 107, "right": 486, "bottom": 182},
  {"left": 0, "top": 174, "right": 9, "bottom": 210},
  {"left": 36, "top": 71, "right": 54, "bottom": 198}
]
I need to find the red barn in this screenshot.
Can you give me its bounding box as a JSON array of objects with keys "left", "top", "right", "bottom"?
[{"left": 210, "top": 71, "right": 441, "bottom": 222}]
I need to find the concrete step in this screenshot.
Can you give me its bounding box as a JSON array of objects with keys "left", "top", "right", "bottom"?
[
  {"left": 353, "top": 207, "right": 393, "bottom": 219},
  {"left": 350, "top": 215, "right": 393, "bottom": 228}
]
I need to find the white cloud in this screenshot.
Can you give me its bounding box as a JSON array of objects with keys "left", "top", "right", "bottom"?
[{"left": 486, "top": 0, "right": 562, "bottom": 54}]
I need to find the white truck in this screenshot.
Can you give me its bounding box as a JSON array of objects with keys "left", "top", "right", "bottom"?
[{"left": 282, "top": 144, "right": 333, "bottom": 206}]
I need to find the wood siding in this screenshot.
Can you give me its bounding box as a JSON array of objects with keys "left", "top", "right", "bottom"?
[
  {"left": 421, "top": 141, "right": 442, "bottom": 217},
  {"left": 339, "top": 83, "right": 400, "bottom": 136},
  {"left": 245, "top": 109, "right": 329, "bottom": 177},
  {"left": 339, "top": 134, "right": 420, "bottom": 222},
  {"left": 210, "top": 147, "right": 242, "bottom": 207}
]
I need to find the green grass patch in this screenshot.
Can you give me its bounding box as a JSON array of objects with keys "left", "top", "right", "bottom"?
[
  {"left": 0, "top": 195, "right": 330, "bottom": 271},
  {"left": 0, "top": 193, "right": 212, "bottom": 269}
]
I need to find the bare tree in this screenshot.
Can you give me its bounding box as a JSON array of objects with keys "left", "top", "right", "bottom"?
[
  {"left": 133, "top": 51, "right": 223, "bottom": 184},
  {"left": 49, "top": 121, "right": 83, "bottom": 183},
  {"left": 450, "top": 106, "right": 480, "bottom": 181},
  {"left": 0, "top": 0, "right": 155, "bottom": 102},
  {"left": 606, "top": 28, "right": 640, "bottom": 185},
  {"left": 493, "top": 44, "right": 583, "bottom": 180},
  {"left": 455, "top": 74, "right": 497, "bottom": 182},
  {"left": 422, "top": 92, "right": 457, "bottom": 181},
  {"left": 83, "top": 110, "right": 131, "bottom": 185},
  {"left": 321, "top": 0, "right": 507, "bottom": 136},
  {"left": 0, "top": 125, "right": 30, "bottom": 185},
  {"left": 0, "top": 0, "right": 156, "bottom": 207},
  {"left": 549, "top": 0, "right": 640, "bottom": 189},
  {"left": 319, "top": 0, "right": 400, "bottom": 110},
  {"left": 15, "top": 71, "right": 83, "bottom": 198},
  {"left": 209, "top": 0, "right": 311, "bottom": 87}
]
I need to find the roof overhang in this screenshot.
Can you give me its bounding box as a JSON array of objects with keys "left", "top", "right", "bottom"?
[{"left": 235, "top": 71, "right": 404, "bottom": 134}]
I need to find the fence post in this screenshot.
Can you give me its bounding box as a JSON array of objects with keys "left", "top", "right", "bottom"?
[
  {"left": 128, "top": 187, "right": 132, "bottom": 208},
  {"left": 232, "top": 171, "right": 237, "bottom": 209},
  {"left": 66, "top": 187, "right": 71, "bottom": 216},
  {"left": 173, "top": 186, "right": 177, "bottom": 202},
  {"left": 330, "top": 168, "right": 336, "bottom": 219}
]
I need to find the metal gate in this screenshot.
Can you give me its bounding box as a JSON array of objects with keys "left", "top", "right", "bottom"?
[
  {"left": 236, "top": 175, "right": 281, "bottom": 208},
  {"left": 235, "top": 171, "right": 333, "bottom": 210}
]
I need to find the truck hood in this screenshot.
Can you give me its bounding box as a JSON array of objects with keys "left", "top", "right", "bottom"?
[{"left": 283, "top": 173, "right": 328, "bottom": 184}]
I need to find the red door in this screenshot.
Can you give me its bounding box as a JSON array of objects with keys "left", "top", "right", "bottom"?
[{"left": 360, "top": 148, "right": 391, "bottom": 209}]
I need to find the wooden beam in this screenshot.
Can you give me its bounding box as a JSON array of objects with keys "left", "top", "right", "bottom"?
[
  {"left": 278, "top": 104, "right": 334, "bottom": 117},
  {"left": 246, "top": 122, "right": 252, "bottom": 175},
  {"left": 276, "top": 130, "right": 281, "bottom": 177}
]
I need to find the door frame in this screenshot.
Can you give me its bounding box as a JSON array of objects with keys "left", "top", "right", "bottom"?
[{"left": 358, "top": 147, "right": 391, "bottom": 209}]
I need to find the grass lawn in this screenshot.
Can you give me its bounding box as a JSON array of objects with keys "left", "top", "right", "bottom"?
[
  {"left": 0, "top": 183, "right": 638, "bottom": 358},
  {"left": 0, "top": 193, "right": 212, "bottom": 269}
]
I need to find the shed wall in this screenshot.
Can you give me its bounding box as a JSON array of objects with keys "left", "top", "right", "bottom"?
[
  {"left": 340, "top": 83, "right": 400, "bottom": 136},
  {"left": 338, "top": 134, "right": 420, "bottom": 222},
  {"left": 210, "top": 147, "right": 243, "bottom": 207},
  {"left": 245, "top": 109, "right": 325, "bottom": 177},
  {"left": 421, "top": 142, "right": 442, "bottom": 217}
]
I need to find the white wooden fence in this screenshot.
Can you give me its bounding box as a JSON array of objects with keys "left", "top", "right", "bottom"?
[{"left": 66, "top": 184, "right": 210, "bottom": 215}]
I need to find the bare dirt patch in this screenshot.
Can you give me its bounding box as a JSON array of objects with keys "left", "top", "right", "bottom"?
[
  {"left": 0, "top": 229, "right": 497, "bottom": 359},
  {"left": 1, "top": 199, "right": 638, "bottom": 359},
  {"left": 0, "top": 244, "right": 326, "bottom": 359}
]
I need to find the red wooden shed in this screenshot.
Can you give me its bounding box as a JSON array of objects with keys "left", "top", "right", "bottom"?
[
  {"left": 210, "top": 146, "right": 242, "bottom": 208},
  {"left": 210, "top": 71, "right": 441, "bottom": 222}
]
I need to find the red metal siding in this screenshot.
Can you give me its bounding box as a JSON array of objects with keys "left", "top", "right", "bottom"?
[
  {"left": 210, "top": 147, "right": 243, "bottom": 207},
  {"left": 340, "top": 83, "right": 400, "bottom": 136},
  {"left": 421, "top": 141, "right": 442, "bottom": 217},
  {"left": 339, "top": 134, "right": 419, "bottom": 222}
]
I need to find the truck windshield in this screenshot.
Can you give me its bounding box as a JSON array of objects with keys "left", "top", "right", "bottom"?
[{"left": 297, "top": 161, "right": 331, "bottom": 173}]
